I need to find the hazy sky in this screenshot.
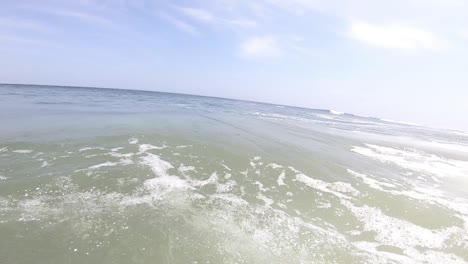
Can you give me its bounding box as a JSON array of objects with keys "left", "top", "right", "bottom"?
[{"left": 1, "top": 0, "right": 467, "bottom": 130}]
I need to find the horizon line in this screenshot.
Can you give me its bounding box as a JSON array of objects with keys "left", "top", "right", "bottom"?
[
  {"left": 0, "top": 81, "right": 336, "bottom": 113},
  {"left": 0, "top": 82, "right": 457, "bottom": 132}
]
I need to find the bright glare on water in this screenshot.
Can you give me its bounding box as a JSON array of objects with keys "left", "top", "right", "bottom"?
[{"left": 0, "top": 84, "right": 467, "bottom": 263}]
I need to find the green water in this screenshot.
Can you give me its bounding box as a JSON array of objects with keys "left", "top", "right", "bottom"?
[{"left": 0, "top": 84, "right": 467, "bottom": 263}]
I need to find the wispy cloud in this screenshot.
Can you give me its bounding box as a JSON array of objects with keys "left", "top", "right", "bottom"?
[
  {"left": 224, "top": 18, "right": 257, "bottom": 28},
  {"left": 158, "top": 12, "right": 198, "bottom": 36},
  {"left": 41, "top": 9, "right": 117, "bottom": 29},
  {"left": 241, "top": 36, "right": 280, "bottom": 57},
  {"left": 174, "top": 5, "right": 257, "bottom": 30},
  {"left": 178, "top": 7, "right": 214, "bottom": 23},
  {"left": 349, "top": 21, "right": 443, "bottom": 51}
]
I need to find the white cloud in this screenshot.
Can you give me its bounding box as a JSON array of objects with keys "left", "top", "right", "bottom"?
[
  {"left": 32, "top": 8, "right": 117, "bottom": 30},
  {"left": 349, "top": 21, "right": 443, "bottom": 51},
  {"left": 241, "top": 36, "right": 280, "bottom": 57},
  {"left": 178, "top": 7, "right": 214, "bottom": 23},
  {"left": 224, "top": 18, "right": 257, "bottom": 28},
  {"left": 57, "top": 10, "right": 114, "bottom": 26},
  {"left": 159, "top": 13, "right": 198, "bottom": 35},
  {"left": 169, "top": 5, "right": 257, "bottom": 33}
]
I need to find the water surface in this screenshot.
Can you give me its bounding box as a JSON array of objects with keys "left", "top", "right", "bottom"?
[{"left": 1, "top": 84, "right": 467, "bottom": 263}]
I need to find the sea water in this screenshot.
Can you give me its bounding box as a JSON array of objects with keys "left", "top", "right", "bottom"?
[{"left": 0, "top": 84, "right": 467, "bottom": 263}]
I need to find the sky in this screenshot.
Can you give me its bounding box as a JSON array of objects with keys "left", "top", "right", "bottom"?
[{"left": 1, "top": 0, "right": 468, "bottom": 130}]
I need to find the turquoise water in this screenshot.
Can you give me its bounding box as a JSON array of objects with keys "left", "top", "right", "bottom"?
[{"left": 0, "top": 84, "right": 467, "bottom": 263}]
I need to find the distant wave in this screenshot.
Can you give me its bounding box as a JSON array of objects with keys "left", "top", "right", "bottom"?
[
  {"left": 37, "top": 101, "right": 77, "bottom": 105},
  {"left": 329, "top": 110, "right": 344, "bottom": 115},
  {"left": 342, "top": 112, "right": 422, "bottom": 127},
  {"left": 422, "top": 141, "right": 468, "bottom": 154},
  {"left": 378, "top": 118, "right": 421, "bottom": 126}
]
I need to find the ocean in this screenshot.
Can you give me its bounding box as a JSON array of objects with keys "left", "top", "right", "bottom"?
[{"left": 0, "top": 84, "right": 467, "bottom": 263}]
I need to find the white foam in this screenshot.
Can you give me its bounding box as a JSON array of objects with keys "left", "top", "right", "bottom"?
[
  {"left": 0, "top": 147, "right": 7, "bottom": 153},
  {"left": 128, "top": 138, "right": 139, "bottom": 144},
  {"left": 379, "top": 118, "right": 421, "bottom": 126},
  {"left": 82, "top": 157, "right": 133, "bottom": 171},
  {"left": 347, "top": 169, "right": 397, "bottom": 191},
  {"left": 3, "top": 142, "right": 465, "bottom": 263},
  {"left": 267, "top": 163, "right": 283, "bottom": 169},
  {"left": 139, "top": 153, "right": 194, "bottom": 197},
  {"left": 288, "top": 166, "right": 300, "bottom": 173},
  {"left": 190, "top": 192, "right": 351, "bottom": 262},
  {"left": 254, "top": 112, "right": 311, "bottom": 123},
  {"left": 140, "top": 153, "right": 173, "bottom": 177},
  {"left": 329, "top": 182, "right": 360, "bottom": 196},
  {"left": 32, "top": 152, "right": 44, "bottom": 158},
  {"left": 254, "top": 181, "right": 268, "bottom": 192},
  {"left": 109, "top": 152, "right": 134, "bottom": 159},
  {"left": 79, "top": 147, "right": 107, "bottom": 152},
  {"left": 111, "top": 147, "right": 124, "bottom": 152},
  {"left": 178, "top": 165, "right": 195, "bottom": 173},
  {"left": 257, "top": 193, "right": 274, "bottom": 207},
  {"left": 316, "top": 200, "right": 332, "bottom": 209},
  {"left": 41, "top": 161, "right": 51, "bottom": 168},
  {"left": 329, "top": 110, "right": 344, "bottom": 115},
  {"left": 316, "top": 114, "right": 336, "bottom": 120},
  {"left": 120, "top": 158, "right": 134, "bottom": 166},
  {"left": 348, "top": 170, "right": 468, "bottom": 221},
  {"left": 143, "top": 175, "right": 193, "bottom": 195},
  {"left": 342, "top": 200, "right": 465, "bottom": 262},
  {"left": 216, "top": 180, "right": 237, "bottom": 193},
  {"left": 222, "top": 164, "right": 231, "bottom": 171},
  {"left": 210, "top": 193, "right": 249, "bottom": 207},
  {"left": 450, "top": 130, "right": 468, "bottom": 137},
  {"left": 192, "top": 172, "right": 218, "bottom": 187},
  {"left": 353, "top": 241, "right": 467, "bottom": 264},
  {"left": 88, "top": 162, "right": 119, "bottom": 170},
  {"left": 79, "top": 147, "right": 94, "bottom": 152},
  {"left": 82, "top": 155, "right": 189, "bottom": 207},
  {"left": 277, "top": 171, "right": 286, "bottom": 186},
  {"left": 13, "top": 149, "right": 33, "bottom": 154},
  {"left": 423, "top": 141, "right": 468, "bottom": 154},
  {"left": 17, "top": 198, "right": 46, "bottom": 221},
  {"left": 137, "top": 144, "right": 165, "bottom": 154},
  {"left": 0, "top": 176, "right": 7, "bottom": 180},
  {"left": 351, "top": 144, "right": 468, "bottom": 178},
  {"left": 295, "top": 173, "right": 358, "bottom": 198}
]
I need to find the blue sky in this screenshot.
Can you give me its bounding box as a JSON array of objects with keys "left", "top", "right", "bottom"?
[{"left": 1, "top": 0, "right": 467, "bottom": 130}]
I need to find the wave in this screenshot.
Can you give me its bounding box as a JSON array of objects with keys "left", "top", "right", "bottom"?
[
  {"left": 379, "top": 118, "right": 422, "bottom": 126},
  {"left": 329, "top": 110, "right": 345, "bottom": 115},
  {"left": 351, "top": 144, "right": 468, "bottom": 179}
]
